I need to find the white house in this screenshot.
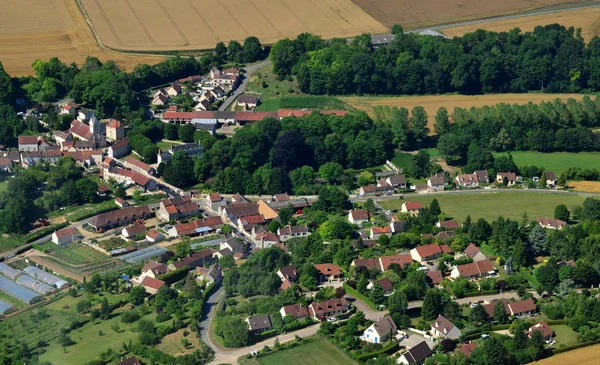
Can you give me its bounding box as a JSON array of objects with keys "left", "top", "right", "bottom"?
[
  {"left": 361, "top": 316, "right": 397, "bottom": 344},
  {"left": 430, "top": 315, "right": 461, "bottom": 340},
  {"left": 348, "top": 210, "right": 370, "bottom": 225},
  {"left": 51, "top": 227, "right": 80, "bottom": 246}
]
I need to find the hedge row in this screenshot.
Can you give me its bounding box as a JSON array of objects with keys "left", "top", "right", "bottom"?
[
  {"left": 550, "top": 339, "right": 600, "bottom": 355},
  {"left": 158, "top": 265, "right": 190, "bottom": 284},
  {"left": 68, "top": 205, "right": 119, "bottom": 222},
  {"left": 24, "top": 222, "right": 69, "bottom": 243},
  {"left": 355, "top": 341, "right": 399, "bottom": 362},
  {"left": 462, "top": 290, "right": 498, "bottom": 298},
  {"left": 343, "top": 282, "right": 377, "bottom": 310}
]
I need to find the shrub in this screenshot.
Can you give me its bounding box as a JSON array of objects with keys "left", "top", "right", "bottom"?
[
  {"left": 156, "top": 312, "right": 172, "bottom": 323},
  {"left": 121, "top": 310, "right": 141, "bottom": 324}
]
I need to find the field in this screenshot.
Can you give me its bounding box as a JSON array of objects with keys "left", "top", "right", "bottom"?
[
  {"left": 256, "top": 340, "right": 356, "bottom": 365},
  {"left": 47, "top": 199, "right": 118, "bottom": 224},
  {"left": 351, "top": 0, "right": 588, "bottom": 29},
  {"left": 570, "top": 181, "right": 600, "bottom": 193},
  {"left": 379, "top": 192, "right": 587, "bottom": 222},
  {"left": 493, "top": 151, "right": 600, "bottom": 175},
  {"left": 341, "top": 93, "right": 587, "bottom": 133},
  {"left": 443, "top": 6, "right": 600, "bottom": 42},
  {"left": 37, "top": 242, "right": 108, "bottom": 265},
  {"left": 79, "top": 0, "right": 387, "bottom": 52},
  {"left": 0, "top": 0, "right": 164, "bottom": 76},
  {"left": 534, "top": 344, "right": 600, "bottom": 364}
]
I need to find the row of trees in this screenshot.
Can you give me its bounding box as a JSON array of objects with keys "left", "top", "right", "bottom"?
[{"left": 271, "top": 25, "right": 600, "bottom": 96}]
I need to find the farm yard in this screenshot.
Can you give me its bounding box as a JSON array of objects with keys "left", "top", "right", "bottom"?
[
  {"left": 351, "top": 0, "right": 592, "bottom": 29},
  {"left": 379, "top": 192, "right": 587, "bottom": 222},
  {"left": 0, "top": 0, "right": 164, "bottom": 76},
  {"left": 534, "top": 343, "right": 600, "bottom": 365},
  {"left": 442, "top": 5, "right": 600, "bottom": 41},
  {"left": 79, "top": 0, "right": 388, "bottom": 52},
  {"left": 341, "top": 93, "right": 588, "bottom": 133}
]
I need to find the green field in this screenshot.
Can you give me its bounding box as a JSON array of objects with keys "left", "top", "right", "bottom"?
[
  {"left": 37, "top": 242, "right": 109, "bottom": 265},
  {"left": 46, "top": 200, "right": 118, "bottom": 222},
  {"left": 494, "top": 151, "right": 600, "bottom": 174},
  {"left": 380, "top": 192, "right": 587, "bottom": 222},
  {"left": 256, "top": 340, "right": 356, "bottom": 365},
  {"left": 0, "top": 234, "right": 24, "bottom": 253},
  {"left": 551, "top": 324, "right": 580, "bottom": 347}
]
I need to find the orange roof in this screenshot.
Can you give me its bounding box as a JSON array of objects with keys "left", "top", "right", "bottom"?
[
  {"left": 141, "top": 276, "right": 165, "bottom": 291},
  {"left": 372, "top": 226, "right": 392, "bottom": 234},
  {"left": 314, "top": 263, "right": 342, "bottom": 276},
  {"left": 414, "top": 243, "right": 443, "bottom": 259},
  {"left": 106, "top": 119, "right": 123, "bottom": 129},
  {"left": 404, "top": 201, "right": 423, "bottom": 210}
]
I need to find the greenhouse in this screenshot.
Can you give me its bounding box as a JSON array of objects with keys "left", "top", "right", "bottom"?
[
  {"left": 24, "top": 266, "right": 69, "bottom": 289},
  {"left": 0, "top": 262, "right": 21, "bottom": 280},
  {"left": 16, "top": 274, "right": 54, "bottom": 295},
  {"left": 120, "top": 245, "right": 167, "bottom": 264},
  {"left": 0, "top": 275, "right": 42, "bottom": 304},
  {"left": 0, "top": 300, "right": 14, "bottom": 315}
]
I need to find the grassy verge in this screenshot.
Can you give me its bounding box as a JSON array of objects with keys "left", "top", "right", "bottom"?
[{"left": 343, "top": 282, "right": 377, "bottom": 310}]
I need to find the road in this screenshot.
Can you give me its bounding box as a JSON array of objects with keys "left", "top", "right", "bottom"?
[{"left": 218, "top": 59, "right": 272, "bottom": 112}]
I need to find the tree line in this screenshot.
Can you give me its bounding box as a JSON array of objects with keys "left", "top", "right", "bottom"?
[{"left": 270, "top": 25, "right": 600, "bottom": 96}]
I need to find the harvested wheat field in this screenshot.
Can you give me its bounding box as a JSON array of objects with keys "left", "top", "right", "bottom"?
[
  {"left": 443, "top": 6, "right": 600, "bottom": 41},
  {"left": 533, "top": 344, "right": 600, "bottom": 365},
  {"left": 341, "top": 93, "right": 587, "bottom": 132},
  {"left": 570, "top": 181, "right": 600, "bottom": 193},
  {"left": 351, "top": 0, "right": 587, "bottom": 29},
  {"left": 0, "top": 0, "right": 164, "bottom": 76},
  {"left": 79, "top": 0, "right": 388, "bottom": 52}
]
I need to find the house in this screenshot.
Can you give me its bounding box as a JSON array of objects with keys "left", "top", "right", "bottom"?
[
  {"left": 308, "top": 298, "right": 349, "bottom": 320},
  {"left": 314, "top": 263, "right": 343, "bottom": 283},
  {"left": 436, "top": 220, "right": 460, "bottom": 230},
  {"left": 427, "top": 176, "right": 445, "bottom": 192},
  {"left": 361, "top": 316, "right": 397, "bottom": 344},
  {"left": 54, "top": 131, "right": 72, "bottom": 148},
  {"left": 450, "top": 259, "right": 496, "bottom": 279},
  {"left": 206, "top": 193, "right": 226, "bottom": 211},
  {"left": 0, "top": 157, "right": 12, "bottom": 172},
  {"left": 51, "top": 227, "right": 80, "bottom": 246},
  {"left": 237, "top": 94, "right": 259, "bottom": 110},
  {"left": 60, "top": 103, "right": 77, "bottom": 116},
  {"left": 483, "top": 298, "right": 537, "bottom": 318},
  {"left": 157, "top": 197, "right": 199, "bottom": 221},
  {"left": 141, "top": 260, "right": 169, "bottom": 279},
  {"left": 475, "top": 170, "right": 489, "bottom": 184},
  {"left": 359, "top": 185, "right": 394, "bottom": 197},
  {"left": 238, "top": 214, "right": 266, "bottom": 232},
  {"left": 255, "top": 232, "right": 280, "bottom": 250},
  {"left": 104, "top": 167, "right": 157, "bottom": 191},
  {"left": 496, "top": 172, "right": 517, "bottom": 186},
  {"left": 196, "top": 263, "right": 222, "bottom": 285},
  {"left": 455, "top": 173, "right": 479, "bottom": 188},
  {"left": 141, "top": 277, "right": 165, "bottom": 295},
  {"left": 106, "top": 119, "right": 125, "bottom": 141},
  {"left": 351, "top": 253, "right": 412, "bottom": 272},
  {"left": 348, "top": 209, "right": 369, "bottom": 226},
  {"left": 220, "top": 203, "right": 260, "bottom": 222},
  {"left": 390, "top": 220, "right": 406, "bottom": 234},
  {"left": 278, "top": 226, "right": 310, "bottom": 241},
  {"left": 170, "top": 248, "right": 215, "bottom": 270},
  {"left": 257, "top": 200, "right": 280, "bottom": 220},
  {"left": 366, "top": 277, "right": 394, "bottom": 295},
  {"left": 115, "top": 356, "right": 141, "bottom": 365},
  {"left": 397, "top": 341, "right": 433, "bottom": 364},
  {"left": 431, "top": 315, "right": 461, "bottom": 340},
  {"left": 536, "top": 217, "right": 567, "bottom": 230},
  {"left": 274, "top": 193, "right": 290, "bottom": 202},
  {"left": 168, "top": 216, "right": 223, "bottom": 237},
  {"left": 410, "top": 243, "right": 445, "bottom": 263},
  {"left": 146, "top": 229, "right": 164, "bottom": 243},
  {"left": 115, "top": 198, "right": 129, "bottom": 208},
  {"left": 18, "top": 136, "right": 40, "bottom": 151},
  {"left": 152, "top": 93, "right": 168, "bottom": 106},
  {"left": 370, "top": 226, "right": 392, "bottom": 240},
  {"left": 464, "top": 243, "right": 487, "bottom": 262},
  {"left": 402, "top": 202, "right": 423, "bottom": 217},
  {"left": 458, "top": 342, "right": 477, "bottom": 357},
  {"left": 246, "top": 314, "right": 273, "bottom": 333},
  {"left": 121, "top": 225, "right": 146, "bottom": 241},
  {"left": 277, "top": 265, "right": 299, "bottom": 283},
  {"left": 426, "top": 270, "right": 443, "bottom": 286},
  {"left": 166, "top": 83, "right": 182, "bottom": 97},
  {"left": 108, "top": 138, "right": 130, "bottom": 158},
  {"left": 220, "top": 238, "right": 245, "bottom": 257},
  {"left": 88, "top": 205, "right": 152, "bottom": 231},
  {"left": 385, "top": 174, "right": 407, "bottom": 189},
  {"left": 280, "top": 304, "right": 309, "bottom": 320},
  {"left": 527, "top": 321, "right": 554, "bottom": 342},
  {"left": 123, "top": 156, "right": 156, "bottom": 177},
  {"left": 544, "top": 171, "right": 557, "bottom": 186}
]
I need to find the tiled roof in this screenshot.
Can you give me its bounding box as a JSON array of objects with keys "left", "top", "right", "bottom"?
[
  {"left": 403, "top": 201, "right": 423, "bottom": 210},
  {"left": 454, "top": 260, "right": 495, "bottom": 277},
  {"left": 379, "top": 253, "right": 412, "bottom": 270},
  {"left": 308, "top": 298, "right": 348, "bottom": 317},
  {"left": 124, "top": 156, "right": 154, "bottom": 174},
  {"left": 281, "top": 304, "right": 309, "bottom": 318},
  {"left": 432, "top": 314, "right": 456, "bottom": 334},
  {"left": 246, "top": 314, "right": 272, "bottom": 331},
  {"left": 459, "top": 342, "right": 477, "bottom": 357},
  {"left": 414, "top": 243, "right": 442, "bottom": 258},
  {"left": 536, "top": 217, "right": 566, "bottom": 229},
  {"left": 403, "top": 341, "right": 432, "bottom": 364},
  {"left": 314, "top": 263, "right": 342, "bottom": 276},
  {"left": 373, "top": 316, "right": 397, "bottom": 336},
  {"left": 141, "top": 276, "right": 165, "bottom": 291},
  {"left": 54, "top": 227, "right": 77, "bottom": 238},
  {"left": 350, "top": 209, "right": 370, "bottom": 220},
  {"left": 69, "top": 120, "right": 93, "bottom": 140},
  {"left": 18, "top": 135, "right": 39, "bottom": 145},
  {"left": 426, "top": 270, "right": 443, "bottom": 284},
  {"left": 464, "top": 243, "right": 481, "bottom": 258}
]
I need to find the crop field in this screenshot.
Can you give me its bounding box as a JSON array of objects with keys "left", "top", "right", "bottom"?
[
  {"left": 493, "top": 151, "right": 600, "bottom": 175},
  {"left": 79, "top": 0, "right": 388, "bottom": 52},
  {"left": 351, "top": 0, "right": 588, "bottom": 29},
  {"left": 0, "top": 0, "right": 164, "bottom": 76},
  {"left": 534, "top": 344, "right": 600, "bottom": 365},
  {"left": 37, "top": 242, "right": 108, "bottom": 266},
  {"left": 570, "top": 181, "right": 600, "bottom": 193},
  {"left": 341, "top": 93, "right": 587, "bottom": 133},
  {"left": 443, "top": 6, "right": 600, "bottom": 41},
  {"left": 379, "top": 192, "right": 587, "bottom": 222},
  {"left": 255, "top": 340, "right": 356, "bottom": 365}
]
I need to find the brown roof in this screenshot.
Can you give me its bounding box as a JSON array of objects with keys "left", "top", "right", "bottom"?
[
  {"left": 483, "top": 300, "right": 509, "bottom": 317},
  {"left": 509, "top": 298, "right": 536, "bottom": 315},
  {"left": 474, "top": 170, "right": 489, "bottom": 183},
  {"left": 246, "top": 314, "right": 273, "bottom": 331},
  {"left": 141, "top": 276, "right": 165, "bottom": 291},
  {"left": 110, "top": 137, "right": 130, "bottom": 151},
  {"left": 314, "top": 263, "right": 342, "bottom": 276},
  {"left": 454, "top": 260, "right": 495, "bottom": 277},
  {"left": 238, "top": 94, "right": 259, "bottom": 104},
  {"left": 240, "top": 214, "right": 266, "bottom": 225},
  {"left": 173, "top": 248, "right": 216, "bottom": 269},
  {"left": 438, "top": 220, "right": 459, "bottom": 230},
  {"left": 456, "top": 173, "right": 478, "bottom": 184},
  {"left": 106, "top": 119, "right": 123, "bottom": 129},
  {"left": 69, "top": 120, "right": 93, "bottom": 140},
  {"left": 403, "top": 341, "right": 433, "bottom": 364},
  {"left": 536, "top": 217, "right": 567, "bottom": 229},
  {"left": 440, "top": 244, "right": 452, "bottom": 254},
  {"left": 403, "top": 201, "right": 423, "bottom": 210},
  {"left": 379, "top": 253, "right": 412, "bottom": 270},
  {"left": 464, "top": 243, "right": 482, "bottom": 259},
  {"left": 54, "top": 227, "right": 78, "bottom": 238},
  {"left": 279, "top": 225, "right": 309, "bottom": 235},
  {"left": 497, "top": 172, "right": 517, "bottom": 181},
  {"left": 414, "top": 243, "right": 443, "bottom": 259},
  {"left": 208, "top": 193, "right": 221, "bottom": 202},
  {"left": 308, "top": 298, "right": 348, "bottom": 317},
  {"left": 116, "top": 356, "right": 141, "bottom": 365},
  {"left": 123, "top": 224, "right": 146, "bottom": 237},
  {"left": 436, "top": 231, "right": 457, "bottom": 241},
  {"left": 89, "top": 205, "right": 151, "bottom": 229},
  {"left": 146, "top": 229, "right": 163, "bottom": 240},
  {"left": 18, "top": 135, "right": 39, "bottom": 145},
  {"left": 113, "top": 168, "right": 151, "bottom": 188},
  {"left": 350, "top": 209, "right": 370, "bottom": 220},
  {"left": 372, "top": 226, "right": 392, "bottom": 234},
  {"left": 426, "top": 270, "right": 443, "bottom": 284},
  {"left": 373, "top": 316, "right": 397, "bottom": 336},
  {"left": 174, "top": 216, "right": 223, "bottom": 236},
  {"left": 281, "top": 304, "right": 309, "bottom": 319},
  {"left": 459, "top": 342, "right": 477, "bottom": 357},
  {"left": 278, "top": 265, "right": 298, "bottom": 281},
  {"left": 545, "top": 171, "right": 556, "bottom": 181},
  {"left": 124, "top": 156, "right": 154, "bottom": 174},
  {"left": 142, "top": 260, "right": 167, "bottom": 276},
  {"left": 432, "top": 314, "right": 456, "bottom": 334},
  {"left": 376, "top": 277, "right": 393, "bottom": 291},
  {"left": 527, "top": 321, "right": 553, "bottom": 338},
  {"left": 352, "top": 258, "right": 379, "bottom": 270},
  {"left": 224, "top": 203, "right": 260, "bottom": 218},
  {"left": 387, "top": 174, "right": 407, "bottom": 185}
]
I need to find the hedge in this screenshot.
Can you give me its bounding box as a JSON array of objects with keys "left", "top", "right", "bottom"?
[
  {"left": 24, "top": 222, "right": 69, "bottom": 243},
  {"left": 355, "top": 341, "right": 399, "bottom": 362},
  {"left": 343, "top": 282, "right": 377, "bottom": 310},
  {"left": 550, "top": 339, "right": 600, "bottom": 355},
  {"left": 158, "top": 265, "right": 190, "bottom": 284},
  {"left": 462, "top": 290, "right": 497, "bottom": 298},
  {"left": 68, "top": 205, "right": 119, "bottom": 222}
]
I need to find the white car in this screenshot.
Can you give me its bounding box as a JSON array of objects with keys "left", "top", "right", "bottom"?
[
  {"left": 470, "top": 303, "right": 479, "bottom": 308},
  {"left": 327, "top": 317, "right": 336, "bottom": 322}
]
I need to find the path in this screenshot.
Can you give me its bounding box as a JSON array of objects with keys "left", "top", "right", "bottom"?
[
  {"left": 23, "top": 252, "right": 85, "bottom": 282},
  {"left": 218, "top": 59, "right": 272, "bottom": 112}
]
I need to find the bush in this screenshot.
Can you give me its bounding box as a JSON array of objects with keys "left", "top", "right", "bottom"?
[
  {"left": 156, "top": 312, "right": 172, "bottom": 323},
  {"left": 158, "top": 265, "right": 190, "bottom": 285},
  {"left": 121, "top": 310, "right": 141, "bottom": 323}
]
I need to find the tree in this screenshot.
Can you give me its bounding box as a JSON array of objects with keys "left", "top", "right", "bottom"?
[
  {"left": 556, "top": 279, "right": 574, "bottom": 298},
  {"left": 221, "top": 224, "right": 232, "bottom": 237},
  {"left": 214, "top": 315, "right": 249, "bottom": 347},
  {"left": 421, "top": 289, "right": 443, "bottom": 320},
  {"left": 114, "top": 185, "right": 126, "bottom": 199},
  {"left": 176, "top": 236, "right": 191, "bottom": 258},
  {"left": 370, "top": 282, "right": 386, "bottom": 305},
  {"left": 75, "top": 178, "right": 98, "bottom": 203},
  {"left": 529, "top": 330, "right": 546, "bottom": 360},
  {"left": 242, "top": 36, "right": 264, "bottom": 63},
  {"left": 215, "top": 41, "right": 227, "bottom": 61},
  {"left": 164, "top": 123, "right": 179, "bottom": 140},
  {"left": 129, "top": 285, "right": 147, "bottom": 305},
  {"left": 319, "top": 162, "right": 344, "bottom": 184},
  {"left": 268, "top": 220, "right": 281, "bottom": 233},
  {"left": 388, "top": 291, "right": 408, "bottom": 315},
  {"left": 470, "top": 304, "right": 489, "bottom": 325},
  {"left": 444, "top": 301, "right": 460, "bottom": 322},
  {"left": 178, "top": 123, "right": 196, "bottom": 143},
  {"left": 554, "top": 204, "right": 570, "bottom": 222},
  {"left": 357, "top": 171, "right": 375, "bottom": 186},
  {"left": 312, "top": 186, "right": 350, "bottom": 213},
  {"left": 410, "top": 106, "right": 428, "bottom": 144},
  {"left": 470, "top": 336, "right": 513, "bottom": 365},
  {"left": 529, "top": 225, "right": 548, "bottom": 256},
  {"left": 391, "top": 24, "right": 403, "bottom": 35},
  {"left": 219, "top": 254, "right": 235, "bottom": 269},
  {"left": 558, "top": 172, "right": 568, "bottom": 188},
  {"left": 434, "top": 107, "right": 450, "bottom": 135},
  {"left": 429, "top": 199, "right": 441, "bottom": 216},
  {"left": 493, "top": 301, "right": 508, "bottom": 324},
  {"left": 76, "top": 299, "right": 92, "bottom": 314},
  {"left": 227, "top": 40, "right": 243, "bottom": 62},
  {"left": 300, "top": 274, "right": 317, "bottom": 291},
  {"left": 540, "top": 171, "right": 547, "bottom": 188}
]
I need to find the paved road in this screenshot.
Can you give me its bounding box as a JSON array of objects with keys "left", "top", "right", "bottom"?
[
  {"left": 218, "top": 59, "right": 272, "bottom": 112},
  {"left": 407, "top": 290, "right": 540, "bottom": 309}
]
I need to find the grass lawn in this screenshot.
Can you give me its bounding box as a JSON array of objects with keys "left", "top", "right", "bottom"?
[
  {"left": 551, "top": 324, "right": 580, "bottom": 347},
  {"left": 380, "top": 192, "right": 587, "bottom": 222},
  {"left": 493, "top": 151, "right": 600, "bottom": 175},
  {"left": 157, "top": 327, "right": 202, "bottom": 356},
  {"left": 37, "top": 242, "right": 109, "bottom": 265},
  {"left": 0, "top": 180, "right": 8, "bottom": 193},
  {"left": 46, "top": 200, "right": 118, "bottom": 222},
  {"left": 256, "top": 340, "right": 356, "bottom": 365},
  {"left": 156, "top": 141, "right": 182, "bottom": 151},
  {"left": 0, "top": 234, "right": 25, "bottom": 253}
]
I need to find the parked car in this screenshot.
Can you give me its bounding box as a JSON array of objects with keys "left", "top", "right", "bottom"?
[{"left": 327, "top": 317, "right": 336, "bottom": 322}]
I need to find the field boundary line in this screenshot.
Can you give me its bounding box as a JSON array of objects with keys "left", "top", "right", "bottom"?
[
  {"left": 247, "top": 0, "right": 284, "bottom": 37},
  {"left": 155, "top": 0, "right": 190, "bottom": 46},
  {"left": 278, "top": 0, "right": 314, "bottom": 33},
  {"left": 185, "top": 0, "right": 219, "bottom": 41},
  {"left": 329, "top": 0, "right": 375, "bottom": 33},
  {"left": 215, "top": 0, "right": 250, "bottom": 37},
  {"left": 307, "top": 0, "right": 347, "bottom": 34},
  {"left": 92, "top": 0, "right": 123, "bottom": 46},
  {"left": 124, "top": 0, "right": 157, "bottom": 45}
]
